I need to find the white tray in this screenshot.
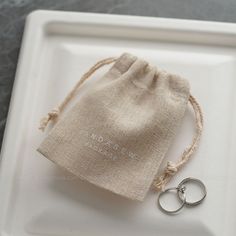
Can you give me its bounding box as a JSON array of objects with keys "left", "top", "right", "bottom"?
[{"left": 1, "top": 10, "right": 236, "bottom": 236}]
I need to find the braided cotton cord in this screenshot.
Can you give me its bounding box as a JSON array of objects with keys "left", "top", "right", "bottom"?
[
  {"left": 39, "top": 57, "right": 203, "bottom": 192},
  {"left": 152, "top": 94, "right": 203, "bottom": 191},
  {"left": 39, "top": 57, "right": 117, "bottom": 131}
]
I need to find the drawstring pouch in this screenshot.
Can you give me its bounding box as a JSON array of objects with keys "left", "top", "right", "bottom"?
[{"left": 37, "top": 53, "right": 203, "bottom": 201}]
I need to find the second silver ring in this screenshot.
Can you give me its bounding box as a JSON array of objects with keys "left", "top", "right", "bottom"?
[{"left": 177, "top": 177, "right": 207, "bottom": 206}]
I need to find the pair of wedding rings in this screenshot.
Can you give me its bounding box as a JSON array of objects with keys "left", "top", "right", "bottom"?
[{"left": 157, "top": 177, "right": 207, "bottom": 214}]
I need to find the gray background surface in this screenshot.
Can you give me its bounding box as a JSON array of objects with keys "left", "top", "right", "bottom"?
[{"left": 0, "top": 0, "right": 236, "bottom": 150}]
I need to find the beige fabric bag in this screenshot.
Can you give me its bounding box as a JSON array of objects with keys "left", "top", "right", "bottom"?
[{"left": 38, "top": 53, "right": 203, "bottom": 201}]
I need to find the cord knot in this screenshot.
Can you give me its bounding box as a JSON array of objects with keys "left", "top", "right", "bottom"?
[
  {"left": 39, "top": 108, "right": 60, "bottom": 132},
  {"left": 152, "top": 161, "right": 178, "bottom": 191},
  {"left": 165, "top": 161, "right": 178, "bottom": 176},
  {"left": 48, "top": 108, "right": 60, "bottom": 118}
]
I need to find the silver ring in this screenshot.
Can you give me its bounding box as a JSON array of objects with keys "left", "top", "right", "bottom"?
[
  {"left": 157, "top": 187, "right": 186, "bottom": 214},
  {"left": 177, "top": 177, "right": 207, "bottom": 206}
]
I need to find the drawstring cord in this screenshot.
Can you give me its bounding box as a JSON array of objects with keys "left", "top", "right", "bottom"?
[
  {"left": 152, "top": 94, "right": 203, "bottom": 191},
  {"left": 39, "top": 57, "right": 203, "bottom": 192},
  {"left": 39, "top": 57, "right": 117, "bottom": 131}
]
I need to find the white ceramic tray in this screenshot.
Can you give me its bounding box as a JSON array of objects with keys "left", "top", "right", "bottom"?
[{"left": 1, "top": 10, "right": 236, "bottom": 236}]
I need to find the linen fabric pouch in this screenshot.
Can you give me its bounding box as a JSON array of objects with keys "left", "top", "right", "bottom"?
[{"left": 37, "top": 53, "right": 203, "bottom": 201}]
